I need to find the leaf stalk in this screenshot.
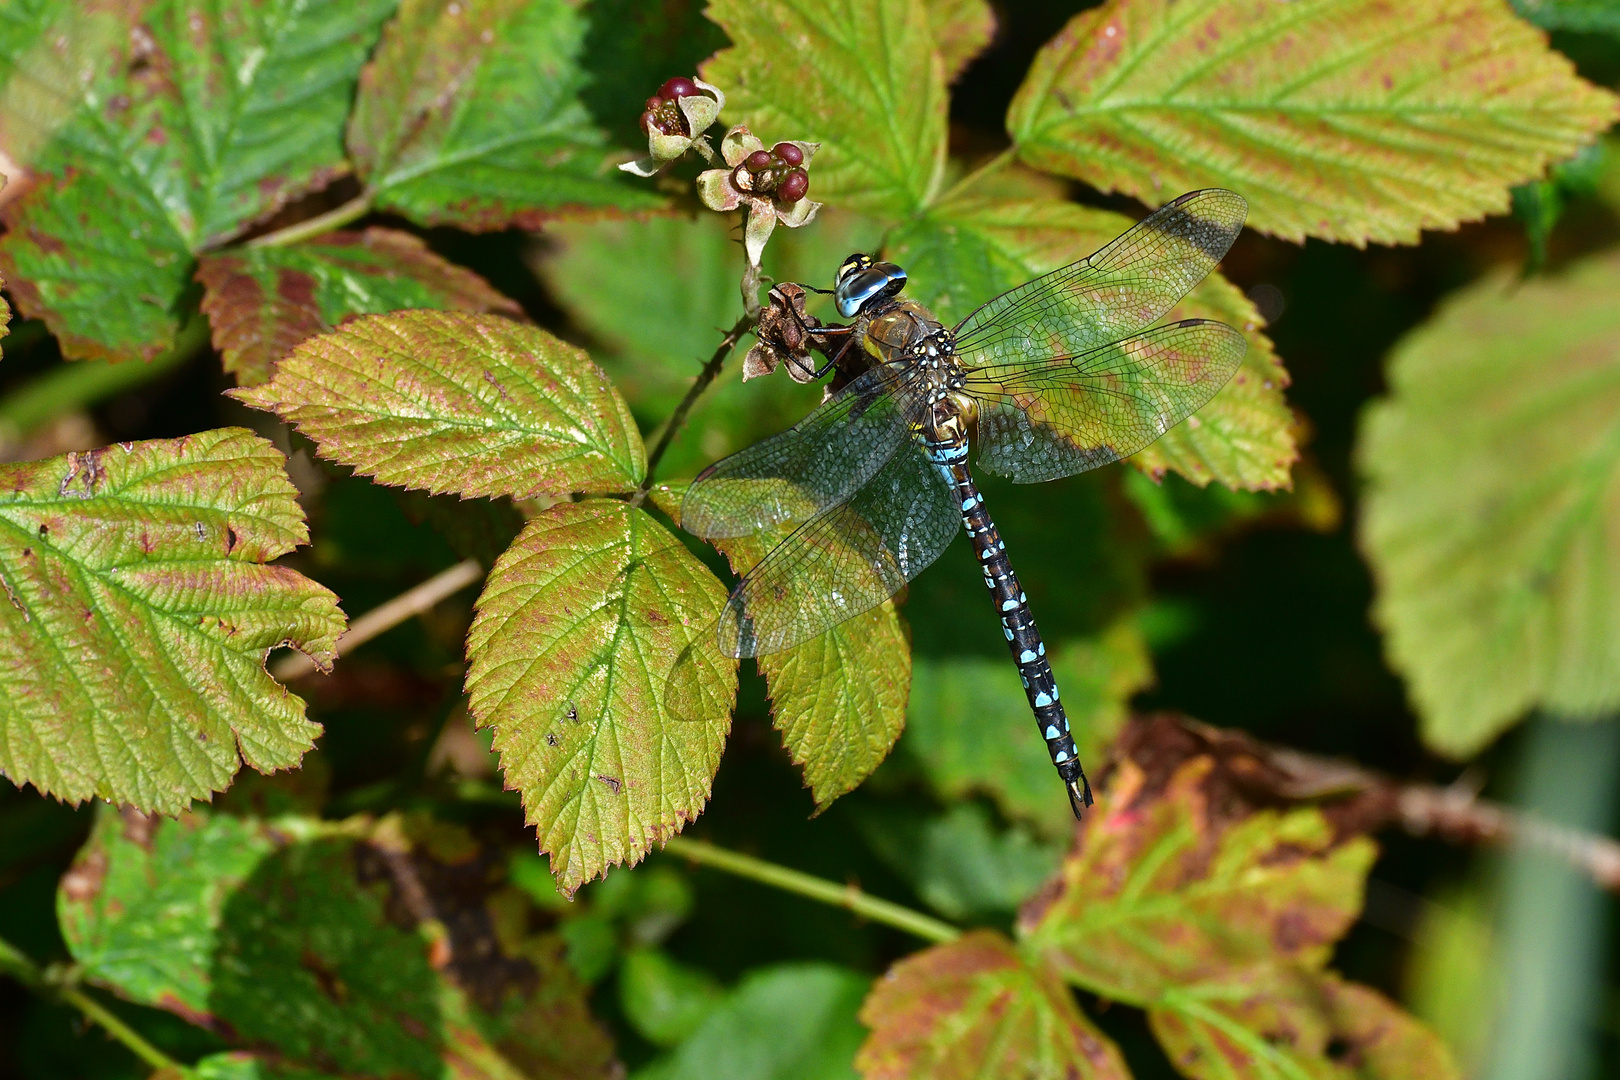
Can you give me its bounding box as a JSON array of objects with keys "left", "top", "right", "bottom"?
[{"left": 247, "top": 191, "right": 375, "bottom": 249}]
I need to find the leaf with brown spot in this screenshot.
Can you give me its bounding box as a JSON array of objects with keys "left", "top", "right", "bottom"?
[
  {"left": 465, "top": 500, "right": 735, "bottom": 893},
  {"left": 858, "top": 930, "right": 1129, "bottom": 1080},
  {"left": 231, "top": 310, "right": 645, "bottom": 499},
  {"left": 0, "top": 429, "right": 343, "bottom": 813},
  {"left": 197, "top": 228, "right": 523, "bottom": 387},
  {"left": 1006, "top": 0, "right": 1620, "bottom": 246}
]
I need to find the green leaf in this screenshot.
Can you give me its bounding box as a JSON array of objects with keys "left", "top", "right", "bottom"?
[
  {"left": 1358, "top": 252, "right": 1620, "bottom": 756},
  {"left": 636, "top": 963, "right": 869, "bottom": 1080},
  {"left": 620, "top": 946, "right": 724, "bottom": 1048},
  {"left": 888, "top": 191, "right": 1295, "bottom": 491},
  {"left": 904, "top": 617, "right": 1152, "bottom": 836},
  {"left": 180, "top": 1053, "right": 337, "bottom": 1080},
  {"left": 1021, "top": 754, "right": 1376, "bottom": 1003},
  {"left": 0, "top": 429, "right": 342, "bottom": 813},
  {"left": 465, "top": 500, "right": 735, "bottom": 893},
  {"left": 197, "top": 227, "right": 523, "bottom": 387},
  {"left": 702, "top": 0, "right": 949, "bottom": 216},
  {"left": 348, "top": 0, "right": 661, "bottom": 230},
  {"left": 0, "top": 0, "right": 397, "bottom": 360},
  {"left": 857, "top": 930, "right": 1129, "bottom": 1080},
  {"left": 231, "top": 310, "right": 646, "bottom": 499},
  {"left": 1006, "top": 0, "right": 1620, "bottom": 246},
  {"left": 1512, "top": 0, "right": 1620, "bottom": 37},
  {"left": 923, "top": 0, "right": 996, "bottom": 83},
  {"left": 59, "top": 806, "right": 619, "bottom": 1079}
]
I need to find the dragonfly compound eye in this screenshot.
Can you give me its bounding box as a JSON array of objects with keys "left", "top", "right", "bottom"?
[{"left": 834, "top": 261, "right": 907, "bottom": 318}]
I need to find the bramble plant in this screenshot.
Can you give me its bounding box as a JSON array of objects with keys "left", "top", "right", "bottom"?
[{"left": 0, "top": 1, "right": 1617, "bottom": 1078}]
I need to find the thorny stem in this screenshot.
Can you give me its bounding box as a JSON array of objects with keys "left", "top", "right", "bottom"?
[
  {"left": 0, "top": 935, "right": 181, "bottom": 1072},
  {"left": 248, "top": 190, "right": 374, "bottom": 249},
  {"left": 632, "top": 313, "right": 756, "bottom": 503},
  {"left": 663, "top": 837, "right": 960, "bottom": 944}
]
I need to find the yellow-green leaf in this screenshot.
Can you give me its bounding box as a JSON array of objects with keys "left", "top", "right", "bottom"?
[
  {"left": 702, "top": 0, "right": 949, "bottom": 216},
  {"left": 465, "top": 500, "right": 735, "bottom": 893},
  {"left": 857, "top": 931, "right": 1130, "bottom": 1080},
  {"left": 923, "top": 0, "right": 996, "bottom": 83},
  {"left": 232, "top": 310, "right": 645, "bottom": 499},
  {"left": 0, "top": 430, "right": 343, "bottom": 813},
  {"left": 1358, "top": 251, "right": 1620, "bottom": 757},
  {"left": 1007, "top": 0, "right": 1620, "bottom": 245},
  {"left": 888, "top": 192, "right": 1294, "bottom": 491}
]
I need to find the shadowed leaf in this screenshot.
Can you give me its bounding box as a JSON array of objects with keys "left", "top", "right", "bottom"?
[
  {"left": 173, "top": 1053, "right": 337, "bottom": 1080},
  {"left": 0, "top": 429, "right": 342, "bottom": 813},
  {"left": 1007, "top": 0, "right": 1620, "bottom": 245},
  {"left": 1359, "top": 251, "right": 1620, "bottom": 756},
  {"left": 1511, "top": 0, "right": 1620, "bottom": 37},
  {"left": 923, "top": 0, "right": 996, "bottom": 83},
  {"left": 197, "top": 228, "right": 523, "bottom": 387},
  {"left": 889, "top": 192, "right": 1294, "bottom": 491},
  {"left": 857, "top": 930, "right": 1129, "bottom": 1080},
  {"left": 465, "top": 500, "right": 735, "bottom": 893},
  {"left": 348, "top": 0, "right": 661, "bottom": 230},
  {"left": 702, "top": 0, "right": 949, "bottom": 216},
  {"left": 232, "top": 310, "right": 645, "bottom": 499},
  {"left": 0, "top": 0, "right": 396, "bottom": 361}
]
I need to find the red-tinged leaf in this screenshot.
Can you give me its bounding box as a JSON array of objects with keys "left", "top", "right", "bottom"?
[
  {"left": 197, "top": 228, "right": 523, "bottom": 387},
  {"left": 0, "top": 0, "right": 396, "bottom": 361},
  {"left": 924, "top": 0, "right": 996, "bottom": 83},
  {"left": 857, "top": 931, "right": 1130, "bottom": 1080},
  {"left": 231, "top": 310, "right": 645, "bottom": 499},
  {"left": 465, "top": 500, "right": 735, "bottom": 893},
  {"left": 0, "top": 429, "right": 343, "bottom": 813},
  {"left": 1007, "top": 0, "right": 1620, "bottom": 245},
  {"left": 347, "top": 0, "right": 662, "bottom": 230}
]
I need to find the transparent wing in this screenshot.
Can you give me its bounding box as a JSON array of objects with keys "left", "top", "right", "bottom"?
[
  {"left": 967, "top": 320, "right": 1247, "bottom": 484},
  {"left": 716, "top": 439, "right": 960, "bottom": 657},
  {"left": 951, "top": 189, "right": 1247, "bottom": 367},
  {"left": 680, "top": 362, "right": 926, "bottom": 540}
]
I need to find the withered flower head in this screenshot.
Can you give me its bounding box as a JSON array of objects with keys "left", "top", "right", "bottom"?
[{"left": 742, "top": 283, "right": 823, "bottom": 383}]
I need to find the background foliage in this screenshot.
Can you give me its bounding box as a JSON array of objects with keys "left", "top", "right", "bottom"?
[{"left": 0, "top": 1, "right": 1617, "bottom": 1078}]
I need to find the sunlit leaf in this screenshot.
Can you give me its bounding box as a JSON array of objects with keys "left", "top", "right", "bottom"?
[
  {"left": 0, "top": 0, "right": 396, "bottom": 360},
  {"left": 638, "top": 963, "right": 869, "bottom": 1080},
  {"left": 1359, "top": 252, "right": 1620, "bottom": 756},
  {"left": 923, "top": 0, "right": 996, "bottom": 83},
  {"left": 348, "top": 0, "right": 660, "bottom": 230},
  {"left": 702, "top": 0, "right": 949, "bottom": 216},
  {"left": 904, "top": 617, "right": 1152, "bottom": 836},
  {"left": 1006, "top": 0, "right": 1620, "bottom": 245},
  {"left": 889, "top": 191, "right": 1294, "bottom": 491},
  {"left": 197, "top": 228, "right": 523, "bottom": 387},
  {"left": 465, "top": 500, "right": 735, "bottom": 893},
  {"left": 857, "top": 930, "right": 1129, "bottom": 1080},
  {"left": 232, "top": 310, "right": 645, "bottom": 499},
  {"left": 59, "top": 806, "right": 618, "bottom": 1078},
  {"left": 0, "top": 430, "right": 342, "bottom": 813}
]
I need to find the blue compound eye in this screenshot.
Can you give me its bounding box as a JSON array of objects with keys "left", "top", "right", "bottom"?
[{"left": 834, "top": 261, "right": 907, "bottom": 318}]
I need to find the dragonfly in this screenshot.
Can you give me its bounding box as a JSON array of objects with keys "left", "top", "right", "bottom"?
[{"left": 677, "top": 189, "right": 1249, "bottom": 819}]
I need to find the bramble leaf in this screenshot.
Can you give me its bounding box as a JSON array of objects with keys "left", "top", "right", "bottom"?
[
  {"left": 465, "top": 500, "right": 735, "bottom": 893},
  {"left": 904, "top": 617, "right": 1152, "bottom": 836},
  {"left": 889, "top": 192, "right": 1295, "bottom": 491},
  {"left": 857, "top": 930, "right": 1130, "bottom": 1080},
  {"left": 0, "top": 0, "right": 396, "bottom": 361},
  {"left": 0, "top": 430, "right": 342, "bottom": 813},
  {"left": 348, "top": 0, "right": 661, "bottom": 230},
  {"left": 174, "top": 1053, "right": 336, "bottom": 1080},
  {"left": 1007, "top": 0, "right": 1620, "bottom": 245},
  {"left": 197, "top": 228, "right": 523, "bottom": 387},
  {"left": 59, "top": 807, "right": 618, "bottom": 1079},
  {"left": 702, "top": 0, "right": 949, "bottom": 216},
  {"left": 923, "top": 0, "right": 997, "bottom": 83},
  {"left": 1358, "top": 252, "right": 1620, "bottom": 757},
  {"left": 232, "top": 310, "right": 645, "bottom": 499},
  {"left": 1512, "top": 0, "right": 1620, "bottom": 38}
]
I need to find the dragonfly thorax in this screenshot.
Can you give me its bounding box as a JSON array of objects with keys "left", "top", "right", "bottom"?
[{"left": 858, "top": 298, "right": 964, "bottom": 392}]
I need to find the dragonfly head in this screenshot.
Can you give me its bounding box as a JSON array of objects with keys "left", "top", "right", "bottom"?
[{"left": 834, "top": 253, "right": 907, "bottom": 318}]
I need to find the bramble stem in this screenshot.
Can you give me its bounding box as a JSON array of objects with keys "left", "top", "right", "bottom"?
[
  {"left": 663, "top": 837, "right": 959, "bottom": 944},
  {"left": 247, "top": 191, "right": 374, "bottom": 249},
  {"left": 0, "top": 935, "right": 181, "bottom": 1072},
  {"left": 634, "top": 314, "right": 756, "bottom": 501},
  {"left": 272, "top": 557, "right": 484, "bottom": 681}
]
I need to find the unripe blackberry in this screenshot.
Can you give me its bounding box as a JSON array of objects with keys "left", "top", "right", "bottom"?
[
  {"left": 773, "top": 142, "right": 804, "bottom": 167},
  {"left": 777, "top": 168, "right": 809, "bottom": 203}
]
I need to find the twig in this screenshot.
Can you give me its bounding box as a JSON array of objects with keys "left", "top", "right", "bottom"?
[
  {"left": 247, "top": 191, "right": 374, "bottom": 249},
  {"left": 0, "top": 935, "right": 181, "bottom": 1072},
  {"left": 663, "top": 836, "right": 959, "bottom": 943},
  {"left": 633, "top": 313, "right": 756, "bottom": 501},
  {"left": 272, "top": 557, "right": 483, "bottom": 681}
]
